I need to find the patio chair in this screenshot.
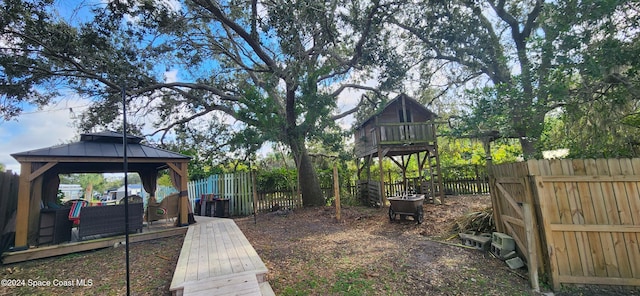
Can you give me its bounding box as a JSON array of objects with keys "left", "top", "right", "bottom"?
[
  {"left": 68, "top": 200, "right": 88, "bottom": 225},
  {"left": 119, "top": 195, "right": 143, "bottom": 205},
  {"left": 154, "top": 207, "right": 170, "bottom": 223},
  {"left": 146, "top": 193, "right": 179, "bottom": 224}
]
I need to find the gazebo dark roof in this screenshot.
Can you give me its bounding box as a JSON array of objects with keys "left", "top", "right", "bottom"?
[
  {"left": 11, "top": 131, "right": 189, "bottom": 160},
  {"left": 10, "top": 131, "right": 193, "bottom": 249}
]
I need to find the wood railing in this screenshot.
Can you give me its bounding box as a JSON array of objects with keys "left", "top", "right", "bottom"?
[{"left": 378, "top": 122, "right": 436, "bottom": 144}]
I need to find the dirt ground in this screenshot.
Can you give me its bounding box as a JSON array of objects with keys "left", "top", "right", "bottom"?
[
  {"left": 237, "top": 194, "right": 536, "bottom": 296},
  {"left": 0, "top": 235, "right": 184, "bottom": 296},
  {"left": 2, "top": 194, "right": 639, "bottom": 295},
  {"left": 236, "top": 195, "right": 640, "bottom": 296}
]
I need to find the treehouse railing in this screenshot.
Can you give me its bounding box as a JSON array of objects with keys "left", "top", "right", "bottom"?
[
  {"left": 378, "top": 122, "right": 436, "bottom": 144},
  {"left": 355, "top": 122, "right": 437, "bottom": 157}
]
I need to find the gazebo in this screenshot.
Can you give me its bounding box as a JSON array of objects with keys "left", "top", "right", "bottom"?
[{"left": 10, "top": 131, "right": 192, "bottom": 249}]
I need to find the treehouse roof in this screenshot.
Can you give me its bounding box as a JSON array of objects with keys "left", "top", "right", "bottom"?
[{"left": 355, "top": 94, "right": 437, "bottom": 129}]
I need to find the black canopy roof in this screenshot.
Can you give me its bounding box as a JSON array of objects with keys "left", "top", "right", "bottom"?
[{"left": 11, "top": 131, "right": 190, "bottom": 173}]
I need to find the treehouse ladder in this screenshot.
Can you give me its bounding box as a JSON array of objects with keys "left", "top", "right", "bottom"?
[{"left": 426, "top": 142, "right": 445, "bottom": 203}]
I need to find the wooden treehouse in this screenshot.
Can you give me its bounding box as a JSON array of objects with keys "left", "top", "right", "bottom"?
[{"left": 354, "top": 94, "right": 445, "bottom": 206}]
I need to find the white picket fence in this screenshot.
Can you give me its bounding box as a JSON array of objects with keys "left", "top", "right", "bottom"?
[
  {"left": 188, "top": 172, "right": 305, "bottom": 216},
  {"left": 187, "top": 172, "right": 255, "bottom": 216}
]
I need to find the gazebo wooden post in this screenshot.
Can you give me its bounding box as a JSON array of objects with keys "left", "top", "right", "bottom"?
[
  {"left": 167, "top": 161, "right": 190, "bottom": 226},
  {"left": 179, "top": 162, "right": 189, "bottom": 226},
  {"left": 168, "top": 162, "right": 189, "bottom": 226},
  {"left": 14, "top": 162, "right": 32, "bottom": 250}
]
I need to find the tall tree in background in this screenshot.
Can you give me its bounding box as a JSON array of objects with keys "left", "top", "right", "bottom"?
[
  {"left": 391, "top": 0, "right": 640, "bottom": 158},
  {"left": 1, "top": 0, "right": 398, "bottom": 206},
  {"left": 546, "top": 1, "right": 640, "bottom": 157}
]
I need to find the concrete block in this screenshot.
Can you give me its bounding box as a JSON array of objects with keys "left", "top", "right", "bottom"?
[
  {"left": 492, "top": 232, "right": 515, "bottom": 251},
  {"left": 491, "top": 242, "right": 518, "bottom": 260},
  {"left": 506, "top": 257, "right": 524, "bottom": 269},
  {"left": 501, "top": 250, "right": 518, "bottom": 260},
  {"left": 461, "top": 234, "right": 492, "bottom": 251}
]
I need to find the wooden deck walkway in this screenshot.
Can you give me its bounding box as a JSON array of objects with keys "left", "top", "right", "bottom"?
[{"left": 169, "top": 217, "right": 273, "bottom": 296}]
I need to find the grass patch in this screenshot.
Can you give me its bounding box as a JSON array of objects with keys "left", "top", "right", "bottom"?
[
  {"left": 279, "top": 271, "right": 329, "bottom": 296},
  {"left": 330, "top": 268, "right": 375, "bottom": 296}
]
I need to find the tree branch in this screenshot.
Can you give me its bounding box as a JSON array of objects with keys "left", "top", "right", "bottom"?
[
  {"left": 330, "top": 84, "right": 383, "bottom": 98},
  {"left": 318, "top": 0, "right": 383, "bottom": 81},
  {"left": 134, "top": 82, "right": 240, "bottom": 101},
  {"left": 523, "top": 0, "right": 543, "bottom": 40},
  {"left": 330, "top": 97, "right": 365, "bottom": 121},
  {"left": 193, "top": 0, "right": 279, "bottom": 74}
]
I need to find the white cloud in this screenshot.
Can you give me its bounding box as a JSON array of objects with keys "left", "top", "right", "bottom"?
[
  {"left": 0, "top": 98, "right": 90, "bottom": 174},
  {"left": 160, "top": 0, "right": 181, "bottom": 12},
  {"left": 164, "top": 69, "right": 178, "bottom": 83}
]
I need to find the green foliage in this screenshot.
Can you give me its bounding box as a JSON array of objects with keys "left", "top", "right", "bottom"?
[
  {"left": 392, "top": 0, "right": 640, "bottom": 158},
  {"left": 278, "top": 270, "right": 328, "bottom": 296},
  {"left": 56, "top": 190, "right": 64, "bottom": 205},
  {"left": 540, "top": 103, "right": 640, "bottom": 158},
  {"left": 59, "top": 173, "right": 108, "bottom": 195},
  {"left": 529, "top": 1, "right": 640, "bottom": 158},
  {"left": 1, "top": 0, "right": 397, "bottom": 206},
  {"left": 435, "top": 137, "right": 520, "bottom": 179},
  {"left": 491, "top": 139, "right": 523, "bottom": 163},
  {"left": 621, "top": 113, "right": 640, "bottom": 128},
  {"left": 438, "top": 138, "right": 487, "bottom": 168},
  {"left": 157, "top": 174, "right": 173, "bottom": 187},
  {"left": 257, "top": 168, "right": 298, "bottom": 193},
  {"left": 538, "top": 114, "right": 567, "bottom": 151}
]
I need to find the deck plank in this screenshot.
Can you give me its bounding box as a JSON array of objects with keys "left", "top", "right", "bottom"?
[
  {"left": 196, "top": 223, "right": 209, "bottom": 280},
  {"left": 183, "top": 271, "right": 261, "bottom": 296},
  {"left": 170, "top": 218, "right": 269, "bottom": 295},
  {"left": 170, "top": 226, "right": 193, "bottom": 289},
  {"left": 214, "top": 220, "right": 234, "bottom": 275},
  {"left": 207, "top": 223, "right": 221, "bottom": 277}
]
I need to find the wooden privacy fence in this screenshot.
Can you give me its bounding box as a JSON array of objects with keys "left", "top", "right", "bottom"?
[
  {"left": 490, "top": 159, "right": 640, "bottom": 290},
  {"left": 0, "top": 171, "right": 19, "bottom": 251}
]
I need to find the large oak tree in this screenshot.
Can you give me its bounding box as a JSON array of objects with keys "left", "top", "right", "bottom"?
[
  {"left": 391, "top": 0, "right": 640, "bottom": 158},
  {"left": 1, "top": 0, "right": 399, "bottom": 205}
]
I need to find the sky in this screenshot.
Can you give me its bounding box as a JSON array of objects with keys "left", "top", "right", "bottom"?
[
  {"left": 0, "top": 98, "right": 91, "bottom": 174},
  {"left": 0, "top": 85, "right": 363, "bottom": 175}
]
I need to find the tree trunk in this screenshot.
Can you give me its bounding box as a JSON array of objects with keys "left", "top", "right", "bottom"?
[
  {"left": 519, "top": 137, "right": 538, "bottom": 160},
  {"left": 283, "top": 82, "right": 324, "bottom": 206},
  {"left": 288, "top": 137, "right": 325, "bottom": 206}
]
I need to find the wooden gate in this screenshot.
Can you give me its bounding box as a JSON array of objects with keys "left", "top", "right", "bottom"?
[
  {"left": 489, "top": 162, "right": 545, "bottom": 278},
  {"left": 491, "top": 159, "right": 640, "bottom": 290}
]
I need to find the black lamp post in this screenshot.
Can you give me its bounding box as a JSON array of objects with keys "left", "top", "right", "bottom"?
[{"left": 122, "top": 86, "right": 131, "bottom": 296}]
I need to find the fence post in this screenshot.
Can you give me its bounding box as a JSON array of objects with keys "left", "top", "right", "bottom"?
[
  {"left": 334, "top": 164, "right": 341, "bottom": 221},
  {"left": 522, "top": 202, "right": 540, "bottom": 292},
  {"left": 475, "top": 165, "right": 481, "bottom": 194},
  {"left": 252, "top": 171, "right": 258, "bottom": 223}
]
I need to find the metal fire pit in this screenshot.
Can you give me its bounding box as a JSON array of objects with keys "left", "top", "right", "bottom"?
[{"left": 388, "top": 194, "right": 425, "bottom": 224}]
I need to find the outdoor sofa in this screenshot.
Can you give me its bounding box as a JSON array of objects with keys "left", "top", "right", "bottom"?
[{"left": 77, "top": 201, "right": 144, "bottom": 239}]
